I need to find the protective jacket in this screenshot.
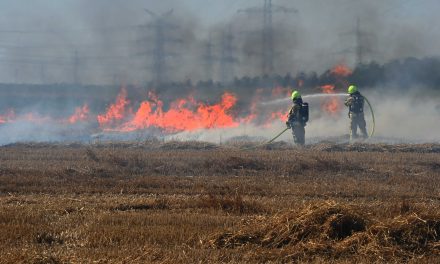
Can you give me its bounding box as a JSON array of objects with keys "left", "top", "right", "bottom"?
[
  {"left": 287, "top": 98, "right": 304, "bottom": 124},
  {"left": 344, "top": 91, "right": 368, "bottom": 140},
  {"left": 287, "top": 98, "right": 306, "bottom": 145},
  {"left": 344, "top": 91, "right": 364, "bottom": 114}
]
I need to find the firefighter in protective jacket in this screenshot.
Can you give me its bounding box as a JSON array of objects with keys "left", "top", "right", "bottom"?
[
  {"left": 345, "top": 85, "right": 368, "bottom": 140},
  {"left": 286, "top": 91, "right": 308, "bottom": 145}
]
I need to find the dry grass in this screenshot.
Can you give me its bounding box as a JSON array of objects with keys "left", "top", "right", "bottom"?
[
  {"left": 0, "top": 141, "right": 439, "bottom": 263},
  {"left": 211, "top": 201, "right": 440, "bottom": 262}
]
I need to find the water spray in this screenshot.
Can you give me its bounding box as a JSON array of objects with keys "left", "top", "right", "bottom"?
[
  {"left": 262, "top": 93, "right": 347, "bottom": 106},
  {"left": 303, "top": 93, "right": 348, "bottom": 99},
  {"left": 242, "top": 93, "right": 376, "bottom": 149}
]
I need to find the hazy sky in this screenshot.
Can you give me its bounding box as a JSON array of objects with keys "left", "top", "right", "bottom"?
[
  {"left": 0, "top": 0, "right": 437, "bottom": 27},
  {"left": 0, "top": 0, "right": 439, "bottom": 84}
]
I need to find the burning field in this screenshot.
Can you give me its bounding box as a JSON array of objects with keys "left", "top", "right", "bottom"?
[
  {"left": 1, "top": 67, "right": 439, "bottom": 263},
  {"left": 0, "top": 60, "right": 439, "bottom": 263},
  {"left": 0, "top": 141, "right": 439, "bottom": 263},
  {"left": 0, "top": 85, "right": 293, "bottom": 140},
  {"left": 1, "top": 63, "right": 439, "bottom": 144},
  {"left": 0, "top": 65, "right": 357, "bottom": 144},
  {"left": 1, "top": 0, "right": 440, "bottom": 262}
]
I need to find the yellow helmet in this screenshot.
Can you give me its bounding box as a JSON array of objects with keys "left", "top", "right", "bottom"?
[
  {"left": 291, "top": 90, "right": 301, "bottom": 100},
  {"left": 348, "top": 85, "right": 358, "bottom": 94}
]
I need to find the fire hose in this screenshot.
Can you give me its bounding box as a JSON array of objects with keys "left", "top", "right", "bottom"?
[
  {"left": 364, "top": 96, "right": 376, "bottom": 138},
  {"left": 241, "top": 95, "right": 375, "bottom": 150},
  {"left": 241, "top": 127, "right": 290, "bottom": 150}
]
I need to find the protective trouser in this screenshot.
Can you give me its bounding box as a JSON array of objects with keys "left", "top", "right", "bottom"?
[
  {"left": 349, "top": 113, "right": 368, "bottom": 140},
  {"left": 291, "top": 122, "right": 305, "bottom": 146}
]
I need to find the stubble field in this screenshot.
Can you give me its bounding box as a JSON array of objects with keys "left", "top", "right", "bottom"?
[{"left": 0, "top": 141, "right": 439, "bottom": 263}]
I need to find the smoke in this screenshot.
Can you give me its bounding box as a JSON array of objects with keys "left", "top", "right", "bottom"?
[
  {"left": 0, "top": 0, "right": 440, "bottom": 84},
  {"left": 306, "top": 88, "right": 440, "bottom": 142},
  {"left": 0, "top": 0, "right": 202, "bottom": 85},
  {"left": 0, "top": 0, "right": 439, "bottom": 145},
  {"left": 0, "top": 122, "right": 90, "bottom": 145},
  {"left": 172, "top": 87, "right": 440, "bottom": 144},
  {"left": 364, "top": 88, "right": 440, "bottom": 142},
  {"left": 0, "top": 83, "right": 439, "bottom": 145}
]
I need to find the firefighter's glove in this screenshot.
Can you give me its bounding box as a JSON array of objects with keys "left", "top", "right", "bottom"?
[{"left": 286, "top": 121, "right": 291, "bottom": 129}]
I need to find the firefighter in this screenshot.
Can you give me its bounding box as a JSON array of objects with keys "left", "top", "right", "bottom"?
[
  {"left": 344, "top": 85, "right": 368, "bottom": 140},
  {"left": 286, "top": 91, "right": 308, "bottom": 146}
]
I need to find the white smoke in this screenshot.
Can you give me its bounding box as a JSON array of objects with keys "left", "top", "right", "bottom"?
[
  {"left": 171, "top": 88, "right": 440, "bottom": 144},
  {"left": 0, "top": 87, "right": 438, "bottom": 145}
]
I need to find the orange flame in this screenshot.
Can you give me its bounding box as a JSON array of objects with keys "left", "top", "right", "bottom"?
[
  {"left": 264, "top": 111, "right": 287, "bottom": 127},
  {"left": 21, "top": 113, "right": 51, "bottom": 124},
  {"left": 0, "top": 110, "right": 52, "bottom": 125},
  {"left": 331, "top": 64, "right": 352, "bottom": 77},
  {"left": 271, "top": 86, "right": 290, "bottom": 98},
  {"left": 267, "top": 86, "right": 290, "bottom": 125},
  {"left": 0, "top": 109, "right": 16, "bottom": 124},
  {"left": 318, "top": 63, "right": 352, "bottom": 115},
  {"left": 97, "top": 87, "right": 130, "bottom": 127},
  {"left": 240, "top": 88, "right": 262, "bottom": 124},
  {"left": 1, "top": 85, "right": 297, "bottom": 133},
  {"left": 117, "top": 92, "right": 239, "bottom": 132},
  {"left": 68, "top": 104, "right": 90, "bottom": 124},
  {"left": 321, "top": 84, "right": 335, "bottom": 94},
  {"left": 320, "top": 84, "right": 341, "bottom": 115}
]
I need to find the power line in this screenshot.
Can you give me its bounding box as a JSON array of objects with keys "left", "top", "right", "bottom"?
[
  {"left": 0, "top": 25, "right": 138, "bottom": 35},
  {"left": 339, "top": 17, "right": 375, "bottom": 65},
  {"left": 73, "top": 50, "right": 80, "bottom": 84},
  {"left": 0, "top": 51, "right": 131, "bottom": 64},
  {"left": 219, "top": 26, "right": 238, "bottom": 83},
  {"left": 202, "top": 33, "right": 216, "bottom": 81},
  {"left": 137, "top": 8, "right": 182, "bottom": 85},
  {"left": 238, "top": 0, "right": 297, "bottom": 75},
  {"left": 0, "top": 39, "right": 141, "bottom": 49}
]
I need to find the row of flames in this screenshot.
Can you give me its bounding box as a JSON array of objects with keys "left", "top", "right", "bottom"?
[
  {"left": 96, "top": 86, "right": 294, "bottom": 132},
  {"left": 0, "top": 88, "right": 289, "bottom": 133},
  {"left": 0, "top": 64, "right": 352, "bottom": 134}
]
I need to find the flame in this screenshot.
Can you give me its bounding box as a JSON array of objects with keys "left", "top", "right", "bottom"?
[
  {"left": 0, "top": 63, "right": 358, "bottom": 136},
  {"left": 20, "top": 113, "right": 51, "bottom": 124},
  {"left": 0, "top": 109, "right": 52, "bottom": 125},
  {"left": 0, "top": 109, "right": 16, "bottom": 124},
  {"left": 331, "top": 64, "right": 352, "bottom": 77},
  {"left": 320, "top": 84, "right": 341, "bottom": 115},
  {"left": 238, "top": 87, "right": 289, "bottom": 126},
  {"left": 68, "top": 104, "right": 90, "bottom": 124},
  {"left": 263, "top": 111, "right": 287, "bottom": 127},
  {"left": 240, "top": 89, "right": 262, "bottom": 124},
  {"left": 118, "top": 92, "right": 239, "bottom": 132},
  {"left": 321, "top": 84, "right": 335, "bottom": 94},
  {"left": 318, "top": 63, "right": 352, "bottom": 115},
  {"left": 97, "top": 87, "right": 130, "bottom": 127},
  {"left": 271, "top": 86, "right": 290, "bottom": 98},
  {"left": 0, "top": 85, "right": 297, "bottom": 134}
]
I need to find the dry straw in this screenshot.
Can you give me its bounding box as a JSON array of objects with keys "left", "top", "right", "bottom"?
[{"left": 210, "top": 201, "right": 440, "bottom": 261}]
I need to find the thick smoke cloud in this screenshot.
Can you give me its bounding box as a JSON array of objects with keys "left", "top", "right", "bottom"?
[
  {"left": 0, "top": 0, "right": 439, "bottom": 84},
  {"left": 175, "top": 87, "right": 440, "bottom": 144},
  {"left": 0, "top": 0, "right": 439, "bottom": 144},
  {"left": 0, "top": 0, "right": 199, "bottom": 84}
]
